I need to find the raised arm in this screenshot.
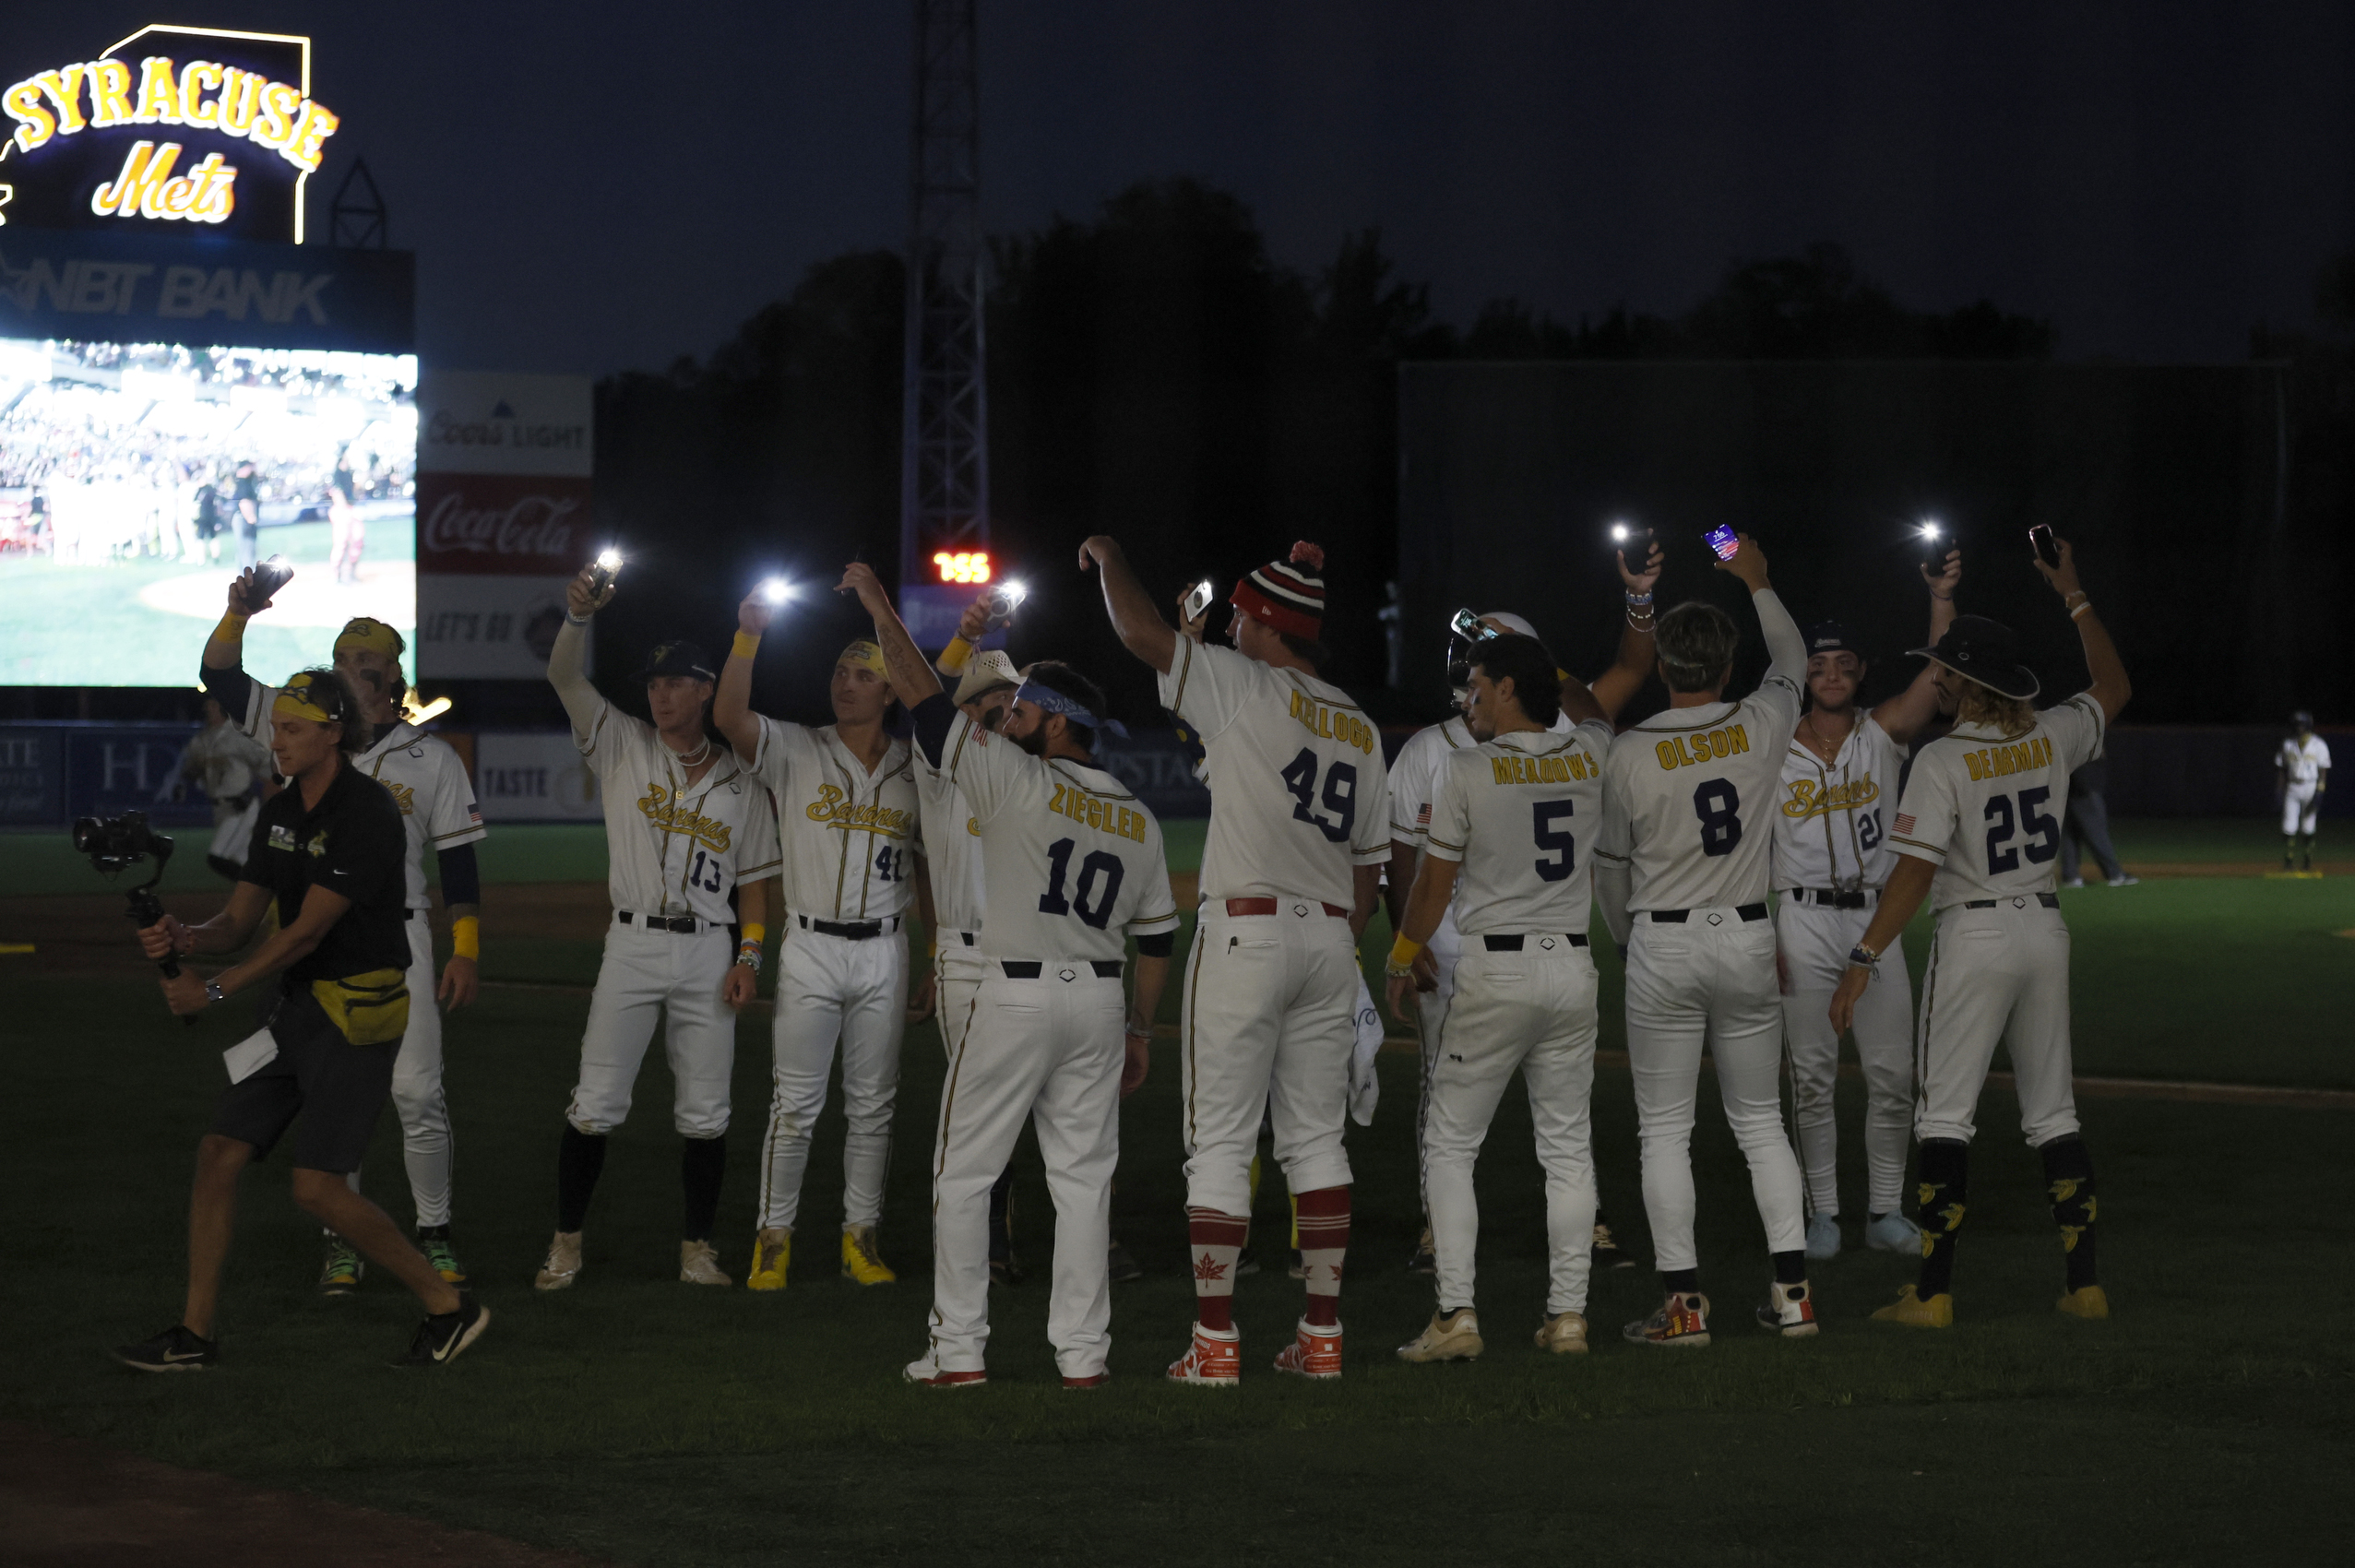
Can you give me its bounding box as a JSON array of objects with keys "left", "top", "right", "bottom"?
[
  {"left": 837, "top": 563, "right": 945, "bottom": 711},
  {"left": 2037, "top": 536, "right": 2130, "bottom": 723},
  {"left": 713, "top": 589, "right": 775, "bottom": 761},
  {"left": 1078, "top": 536, "right": 1179, "bottom": 675},
  {"left": 1588, "top": 539, "right": 1664, "bottom": 721},
  {"left": 549, "top": 564, "right": 612, "bottom": 740},
  {"left": 1873, "top": 548, "right": 1962, "bottom": 745},
  {"left": 1719, "top": 533, "right": 1804, "bottom": 685},
  {"left": 1557, "top": 668, "right": 1606, "bottom": 728}
]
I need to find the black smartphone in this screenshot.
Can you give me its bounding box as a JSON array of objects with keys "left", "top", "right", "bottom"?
[
  {"left": 1612, "top": 524, "right": 1655, "bottom": 571},
  {"left": 1919, "top": 523, "right": 1952, "bottom": 569},
  {"left": 1703, "top": 524, "right": 1741, "bottom": 562},
  {"left": 2028, "top": 525, "right": 2061, "bottom": 569},
  {"left": 589, "top": 549, "right": 622, "bottom": 597},
  {"left": 248, "top": 554, "right": 293, "bottom": 608}
]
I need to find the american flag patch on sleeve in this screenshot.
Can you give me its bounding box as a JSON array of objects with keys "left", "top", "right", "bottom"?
[
  {"left": 1893, "top": 813, "right": 1915, "bottom": 836},
  {"left": 1417, "top": 803, "right": 1431, "bottom": 826}
]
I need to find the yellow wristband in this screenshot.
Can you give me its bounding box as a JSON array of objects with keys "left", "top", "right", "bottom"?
[
  {"left": 740, "top": 921, "right": 766, "bottom": 948},
  {"left": 451, "top": 916, "right": 480, "bottom": 960},
  {"left": 214, "top": 611, "right": 248, "bottom": 640},
  {"left": 937, "top": 635, "right": 973, "bottom": 674},
  {"left": 1386, "top": 934, "right": 1424, "bottom": 971},
  {"left": 731, "top": 629, "right": 761, "bottom": 659}
]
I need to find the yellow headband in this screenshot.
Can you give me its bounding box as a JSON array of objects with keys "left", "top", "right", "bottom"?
[
  {"left": 334, "top": 618, "right": 406, "bottom": 660},
  {"left": 272, "top": 674, "right": 338, "bottom": 725},
  {"left": 839, "top": 640, "right": 888, "bottom": 677}
]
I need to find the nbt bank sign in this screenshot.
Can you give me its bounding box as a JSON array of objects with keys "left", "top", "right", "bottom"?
[{"left": 0, "top": 24, "right": 339, "bottom": 243}]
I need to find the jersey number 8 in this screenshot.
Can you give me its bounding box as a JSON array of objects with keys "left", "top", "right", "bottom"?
[{"left": 1693, "top": 778, "right": 1743, "bottom": 858}]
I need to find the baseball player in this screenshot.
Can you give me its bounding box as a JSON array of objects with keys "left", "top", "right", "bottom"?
[
  {"left": 1385, "top": 633, "right": 1616, "bottom": 1360},
  {"left": 1832, "top": 536, "right": 2130, "bottom": 1325},
  {"left": 200, "top": 582, "right": 487, "bottom": 1293},
  {"left": 1084, "top": 536, "right": 1389, "bottom": 1384},
  {"left": 835, "top": 564, "right": 1179, "bottom": 1387},
  {"left": 2278, "top": 711, "right": 2331, "bottom": 872},
  {"left": 1384, "top": 544, "right": 1666, "bottom": 1275},
  {"left": 1594, "top": 533, "right": 1815, "bottom": 1348},
  {"left": 534, "top": 566, "right": 779, "bottom": 1290},
  {"left": 715, "top": 600, "right": 923, "bottom": 1290},
  {"left": 180, "top": 695, "right": 272, "bottom": 879},
  {"left": 1772, "top": 548, "right": 1961, "bottom": 1261}
]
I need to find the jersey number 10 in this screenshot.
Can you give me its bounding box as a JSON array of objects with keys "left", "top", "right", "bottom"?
[{"left": 1040, "top": 837, "right": 1126, "bottom": 930}]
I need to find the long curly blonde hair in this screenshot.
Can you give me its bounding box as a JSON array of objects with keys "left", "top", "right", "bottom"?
[{"left": 1956, "top": 679, "right": 2035, "bottom": 737}]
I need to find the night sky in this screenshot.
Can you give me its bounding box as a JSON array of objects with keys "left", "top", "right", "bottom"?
[{"left": 11, "top": 3, "right": 2353, "bottom": 377}]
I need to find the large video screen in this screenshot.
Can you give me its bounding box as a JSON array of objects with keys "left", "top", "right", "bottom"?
[{"left": 0, "top": 338, "right": 417, "bottom": 685}]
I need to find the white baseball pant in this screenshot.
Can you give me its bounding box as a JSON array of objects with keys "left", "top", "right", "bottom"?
[
  {"left": 2282, "top": 786, "right": 2321, "bottom": 837},
  {"left": 1624, "top": 908, "right": 1806, "bottom": 1273},
  {"left": 1777, "top": 898, "right": 1914, "bottom": 1218},
  {"left": 757, "top": 923, "right": 909, "bottom": 1232},
  {"left": 1425, "top": 937, "right": 1598, "bottom": 1318},
  {"left": 1178, "top": 903, "right": 1357, "bottom": 1217},
  {"left": 935, "top": 936, "right": 987, "bottom": 1063},
  {"left": 565, "top": 918, "right": 736, "bottom": 1137},
  {"left": 922, "top": 967, "right": 1124, "bottom": 1378},
  {"left": 1914, "top": 897, "right": 2080, "bottom": 1148},
  {"left": 1410, "top": 923, "right": 1463, "bottom": 1215}
]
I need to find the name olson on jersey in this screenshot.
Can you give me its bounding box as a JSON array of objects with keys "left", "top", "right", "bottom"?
[
  {"left": 1780, "top": 775, "right": 1878, "bottom": 820},
  {"left": 1654, "top": 723, "right": 1750, "bottom": 770},
  {"left": 1490, "top": 751, "right": 1599, "bottom": 786},
  {"left": 637, "top": 784, "right": 732, "bottom": 851},
  {"left": 1961, "top": 736, "right": 2055, "bottom": 781},
  {"left": 1047, "top": 781, "right": 1149, "bottom": 844},
  {"left": 804, "top": 787, "right": 914, "bottom": 840},
  {"left": 1287, "top": 691, "right": 1376, "bottom": 754}
]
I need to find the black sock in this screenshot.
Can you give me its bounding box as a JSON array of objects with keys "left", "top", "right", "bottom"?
[
  {"left": 988, "top": 1168, "right": 1015, "bottom": 1262},
  {"left": 2040, "top": 1136, "right": 2099, "bottom": 1292},
  {"left": 1916, "top": 1138, "right": 1969, "bottom": 1298},
  {"left": 681, "top": 1134, "right": 727, "bottom": 1241},
  {"left": 1771, "top": 1249, "right": 1806, "bottom": 1286},
  {"left": 417, "top": 1223, "right": 449, "bottom": 1241},
  {"left": 1661, "top": 1267, "right": 1700, "bottom": 1295},
  {"left": 556, "top": 1125, "right": 607, "bottom": 1232}
]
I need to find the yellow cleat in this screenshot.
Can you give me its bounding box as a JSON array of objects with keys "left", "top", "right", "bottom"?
[
  {"left": 841, "top": 1225, "right": 897, "bottom": 1286},
  {"left": 747, "top": 1228, "right": 791, "bottom": 1292},
  {"left": 2056, "top": 1285, "right": 2110, "bottom": 1319},
  {"left": 1871, "top": 1285, "right": 1954, "bottom": 1328}
]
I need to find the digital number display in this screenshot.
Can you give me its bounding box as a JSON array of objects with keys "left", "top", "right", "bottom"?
[{"left": 933, "top": 550, "right": 992, "bottom": 585}]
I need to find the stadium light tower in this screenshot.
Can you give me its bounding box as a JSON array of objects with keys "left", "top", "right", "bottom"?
[{"left": 898, "top": 0, "right": 991, "bottom": 647}]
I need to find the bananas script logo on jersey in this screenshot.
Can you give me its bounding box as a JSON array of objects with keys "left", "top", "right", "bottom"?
[
  {"left": 804, "top": 785, "right": 913, "bottom": 840},
  {"left": 636, "top": 783, "right": 732, "bottom": 852},
  {"left": 1780, "top": 775, "right": 1879, "bottom": 820},
  {"left": 380, "top": 778, "right": 416, "bottom": 816}
]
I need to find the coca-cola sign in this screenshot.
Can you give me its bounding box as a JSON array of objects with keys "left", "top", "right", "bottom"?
[{"left": 414, "top": 472, "right": 594, "bottom": 576}]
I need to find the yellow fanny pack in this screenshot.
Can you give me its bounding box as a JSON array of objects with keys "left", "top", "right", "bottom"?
[{"left": 310, "top": 968, "right": 411, "bottom": 1046}]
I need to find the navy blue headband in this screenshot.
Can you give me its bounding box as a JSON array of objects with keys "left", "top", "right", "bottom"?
[{"left": 1013, "top": 681, "right": 1127, "bottom": 738}]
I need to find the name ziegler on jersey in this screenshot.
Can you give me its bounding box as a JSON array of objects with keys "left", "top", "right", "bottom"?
[
  {"left": 1653, "top": 722, "right": 1752, "bottom": 771},
  {"left": 1288, "top": 690, "right": 1377, "bottom": 754},
  {"left": 1048, "top": 779, "right": 1151, "bottom": 843}
]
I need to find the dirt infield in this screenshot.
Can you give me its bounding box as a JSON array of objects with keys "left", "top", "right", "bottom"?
[{"left": 0, "top": 1422, "right": 603, "bottom": 1567}]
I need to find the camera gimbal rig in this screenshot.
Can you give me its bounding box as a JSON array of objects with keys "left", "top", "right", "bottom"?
[{"left": 73, "top": 812, "right": 197, "bottom": 1026}]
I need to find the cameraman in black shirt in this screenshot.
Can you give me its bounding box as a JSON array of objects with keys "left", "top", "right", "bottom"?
[{"left": 113, "top": 669, "right": 490, "bottom": 1372}]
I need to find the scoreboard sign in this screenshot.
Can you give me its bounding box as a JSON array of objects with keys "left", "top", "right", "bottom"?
[{"left": 0, "top": 25, "right": 336, "bottom": 244}]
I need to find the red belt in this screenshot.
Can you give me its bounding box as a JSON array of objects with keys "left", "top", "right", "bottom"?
[{"left": 1222, "top": 897, "right": 1350, "bottom": 919}]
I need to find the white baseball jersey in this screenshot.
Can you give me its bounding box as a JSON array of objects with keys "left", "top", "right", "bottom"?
[
  {"left": 1887, "top": 692, "right": 2107, "bottom": 912},
  {"left": 1770, "top": 711, "right": 1904, "bottom": 893},
  {"left": 183, "top": 720, "right": 270, "bottom": 805},
  {"left": 1158, "top": 638, "right": 1391, "bottom": 907},
  {"left": 1596, "top": 672, "right": 1803, "bottom": 912},
  {"left": 575, "top": 702, "right": 781, "bottom": 924},
  {"left": 932, "top": 710, "right": 1181, "bottom": 963},
  {"left": 2280, "top": 734, "right": 2332, "bottom": 788},
  {"left": 1425, "top": 720, "right": 1613, "bottom": 936},
  {"left": 752, "top": 719, "right": 922, "bottom": 922},
  {"left": 914, "top": 753, "right": 987, "bottom": 933}
]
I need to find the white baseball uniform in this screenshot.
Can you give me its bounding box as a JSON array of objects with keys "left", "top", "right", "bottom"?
[
  {"left": 749, "top": 718, "right": 922, "bottom": 1234},
  {"left": 916, "top": 738, "right": 990, "bottom": 1063},
  {"left": 917, "top": 706, "right": 1180, "bottom": 1377},
  {"left": 1594, "top": 588, "right": 1808, "bottom": 1276},
  {"left": 225, "top": 672, "right": 487, "bottom": 1227},
  {"left": 1771, "top": 711, "right": 1914, "bottom": 1218},
  {"left": 2279, "top": 734, "right": 2331, "bottom": 835},
  {"left": 1158, "top": 638, "right": 1391, "bottom": 1217},
  {"left": 1421, "top": 719, "right": 1613, "bottom": 1319},
  {"left": 1890, "top": 694, "right": 2107, "bottom": 1149},
  {"left": 561, "top": 676, "right": 780, "bottom": 1140}
]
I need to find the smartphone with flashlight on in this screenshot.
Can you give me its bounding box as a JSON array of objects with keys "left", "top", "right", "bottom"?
[
  {"left": 987, "top": 581, "right": 1029, "bottom": 623},
  {"left": 1609, "top": 522, "right": 1655, "bottom": 572},
  {"left": 588, "top": 548, "right": 623, "bottom": 597},
  {"left": 1703, "top": 524, "right": 1741, "bottom": 562},
  {"left": 2028, "top": 525, "right": 2063, "bottom": 569},
  {"left": 1183, "top": 578, "right": 1216, "bottom": 624}
]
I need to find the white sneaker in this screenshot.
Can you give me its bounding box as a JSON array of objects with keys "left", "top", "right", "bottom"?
[
  {"left": 2107, "top": 874, "right": 2140, "bottom": 887},
  {"left": 1803, "top": 1213, "right": 1841, "bottom": 1260},
  {"left": 680, "top": 1239, "right": 731, "bottom": 1286},
  {"left": 2060, "top": 877, "right": 2086, "bottom": 888},
  {"left": 1396, "top": 1308, "right": 1483, "bottom": 1363},
  {"left": 902, "top": 1352, "right": 986, "bottom": 1388},
  {"left": 533, "top": 1230, "right": 582, "bottom": 1291},
  {"left": 1864, "top": 1211, "right": 1923, "bottom": 1253}
]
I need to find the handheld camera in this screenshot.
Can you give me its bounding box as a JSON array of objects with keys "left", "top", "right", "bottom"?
[
  {"left": 1703, "top": 524, "right": 1741, "bottom": 562},
  {"left": 247, "top": 553, "right": 294, "bottom": 610},
  {"left": 987, "top": 580, "right": 1029, "bottom": 623},
  {"left": 72, "top": 812, "right": 196, "bottom": 1022},
  {"left": 2028, "top": 525, "right": 2062, "bottom": 569}
]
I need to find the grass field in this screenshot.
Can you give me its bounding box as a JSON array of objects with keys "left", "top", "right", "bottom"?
[{"left": 2, "top": 817, "right": 2349, "bottom": 1563}]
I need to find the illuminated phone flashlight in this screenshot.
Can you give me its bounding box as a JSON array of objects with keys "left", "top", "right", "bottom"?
[
  {"left": 757, "top": 577, "right": 795, "bottom": 606},
  {"left": 989, "top": 579, "right": 1029, "bottom": 619},
  {"left": 1918, "top": 519, "right": 1949, "bottom": 567},
  {"left": 1610, "top": 522, "right": 1630, "bottom": 542},
  {"left": 589, "top": 548, "right": 624, "bottom": 596}
]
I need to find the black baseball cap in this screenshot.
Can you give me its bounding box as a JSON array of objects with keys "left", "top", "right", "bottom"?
[
  {"left": 2292, "top": 710, "right": 2314, "bottom": 730},
  {"left": 1909, "top": 615, "right": 2039, "bottom": 701},
  {"left": 635, "top": 640, "right": 718, "bottom": 683},
  {"left": 1803, "top": 621, "right": 1860, "bottom": 658}
]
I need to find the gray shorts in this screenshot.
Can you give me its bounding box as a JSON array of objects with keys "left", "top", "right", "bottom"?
[{"left": 210, "top": 988, "right": 400, "bottom": 1173}]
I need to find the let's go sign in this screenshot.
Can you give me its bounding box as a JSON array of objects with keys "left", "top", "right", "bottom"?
[{"left": 0, "top": 25, "right": 337, "bottom": 244}]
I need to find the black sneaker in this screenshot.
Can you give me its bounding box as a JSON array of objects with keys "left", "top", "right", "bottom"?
[
  {"left": 392, "top": 1298, "right": 490, "bottom": 1367},
  {"left": 1106, "top": 1239, "right": 1144, "bottom": 1284},
  {"left": 1592, "top": 1222, "right": 1635, "bottom": 1271},
  {"left": 1234, "top": 1246, "right": 1261, "bottom": 1277},
  {"left": 113, "top": 1324, "right": 216, "bottom": 1372}
]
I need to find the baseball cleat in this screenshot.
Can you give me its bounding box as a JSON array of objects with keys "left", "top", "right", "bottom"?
[
  {"left": 2060, "top": 876, "right": 2086, "bottom": 889},
  {"left": 1534, "top": 1311, "right": 1590, "bottom": 1355},
  {"left": 1407, "top": 1227, "right": 1436, "bottom": 1275},
  {"left": 1624, "top": 1291, "right": 1711, "bottom": 1348},
  {"left": 1870, "top": 1285, "right": 1954, "bottom": 1327},
  {"left": 417, "top": 1226, "right": 467, "bottom": 1286},
  {"left": 1804, "top": 1213, "right": 1842, "bottom": 1260},
  {"left": 1756, "top": 1279, "right": 1820, "bottom": 1336},
  {"left": 2056, "top": 1285, "right": 2110, "bottom": 1319},
  {"left": 392, "top": 1298, "right": 490, "bottom": 1367},
  {"left": 318, "top": 1235, "right": 363, "bottom": 1297},
  {"left": 1274, "top": 1318, "right": 1344, "bottom": 1380},
  {"left": 1106, "top": 1239, "right": 1145, "bottom": 1283},
  {"left": 1061, "top": 1371, "right": 1110, "bottom": 1390},
  {"left": 1591, "top": 1222, "right": 1635, "bottom": 1270},
  {"left": 841, "top": 1226, "right": 897, "bottom": 1285},
  {"left": 902, "top": 1354, "right": 987, "bottom": 1388},
  {"left": 1397, "top": 1308, "right": 1483, "bottom": 1363},
  {"left": 533, "top": 1230, "right": 582, "bottom": 1291},
  {"left": 1864, "top": 1211, "right": 1923, "bottom": 1253},
  {"left": 1167, "top": 1322, "right": 1242, "bottom": 1386},
  {"left": 112, "top": 1324, "right": 216, "bottom": 1373},
  {"left": 746, "top": 1228, "right": 791, "bottom": 1292},
  {"left": 680, "top": 1239, "right": 731, "bottom": 1287}
]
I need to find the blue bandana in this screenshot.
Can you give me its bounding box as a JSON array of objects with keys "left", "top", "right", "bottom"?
[{"left": 1013, "top": 681, "right": 1127, "bottom": 739}]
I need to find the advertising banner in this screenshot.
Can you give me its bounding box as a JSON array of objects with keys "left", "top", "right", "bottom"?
[
  {"left": 414, "top": 472, "right": 594, "bottom": 576},
  {"left": 0, "top": 726, "right": 64, "bottom": 826},
  {"left": 472, "top": 730, "right": 601, "bottom": 823},
  {"left": 416, "top": 372, "right": 592, "bottom": 478},
  {"left": 416, "top": 574, "right": 575, "bottom": 681}
]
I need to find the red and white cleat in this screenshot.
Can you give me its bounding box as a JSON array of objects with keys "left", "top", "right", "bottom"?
[
  {"left": 1166, "top": 1322, "right": 1241, "bottom": 1386},
  {"left": 1623, "top": 1291, "right": 1711, "bottom": 1348},
  {"left": 1273, "top": 1318, "right": 1343, "bottom": 1380},
  {"left": 902, "top": 1353, "right": 987, "bottom": 1388},
  {"left": 1755, "top": 1279, "right": 1819, "bottom": 1337}
]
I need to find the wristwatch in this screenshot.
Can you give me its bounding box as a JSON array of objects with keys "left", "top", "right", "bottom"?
[{"left": 203, "top": 980, "right": 227, "bottom": 1004}]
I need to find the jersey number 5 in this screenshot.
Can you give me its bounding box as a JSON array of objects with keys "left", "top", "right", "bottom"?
[
  {"left": 1982, "top": 786, "right": 2061, "bottom": 872},
  {"left": 1040, "top": 837, "right": 1126, "bottom": 930},
  {"left": 1279, "top": 748, "right": 1358, "bottom": 844},
  {"left": 1532, "top": 800, "right": 1576, "bottom": 882}
]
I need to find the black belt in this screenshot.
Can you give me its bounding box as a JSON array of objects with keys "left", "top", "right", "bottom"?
[
  {"left": 1961, "top": 894, "right": 2062, "bottom": 910},
  {"left": 1785, "top": 887, "right": 1873, "bottom": 909},
  {"left": 1481, "top": 933, "right": 1589, "bottom": 950},
  {"left": 1649, "top": 904, "right": 1768, "bottom": 923},
  {"left": 1000, "top": 960, "right": 1124, "bottom": 980},
  {"left": 403, "top": 908, "right": 426, "bottom": 921},
  {"left": 618, "top": 910, "right": 704, "bottom": 933},
  {"left": 798, "top": 913, "right": 901, "bottom": 940},
  {"left": 957, "top": 932, "right": 976, "bottom": 946}
]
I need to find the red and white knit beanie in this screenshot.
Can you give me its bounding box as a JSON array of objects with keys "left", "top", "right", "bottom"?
[{"left": 1230, "top": 541, "right": 1327, "bottom": 640}]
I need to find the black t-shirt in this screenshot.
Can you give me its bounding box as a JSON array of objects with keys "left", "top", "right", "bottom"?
[
  {"left": 238, "top": 758, "right": 410, "bottom": 985},
  {"left": 232, "top": 474, "right": 260, "bottom": 508}
]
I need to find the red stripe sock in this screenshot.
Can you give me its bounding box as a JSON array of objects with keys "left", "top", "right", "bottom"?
[
  {"left": 1294, "top": 1185, "right": 1350, "bottom": 1327},
  {"left": 1186, "top": 1207, "right": 1250, "bottom": 1332}
]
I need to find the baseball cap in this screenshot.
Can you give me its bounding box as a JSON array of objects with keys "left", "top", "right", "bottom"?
[
  {"left": 635, "top": 640, "right": 717, "bottom": 683},
  {"left": 1803, "top": 621, "right": 1859, "bottom": 657},
  {"left": 1909, "top": 615, "right": 2039, "bottom": 701},
  {"left": 1479, "top": 612, "right": 1539, "bottom": 639},
  {"left": 954, "top": 648, "right": 1019, "bottom": 707},
  {"left": 2292, "top": 709, "right": 2314, "bottom": 730}
]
